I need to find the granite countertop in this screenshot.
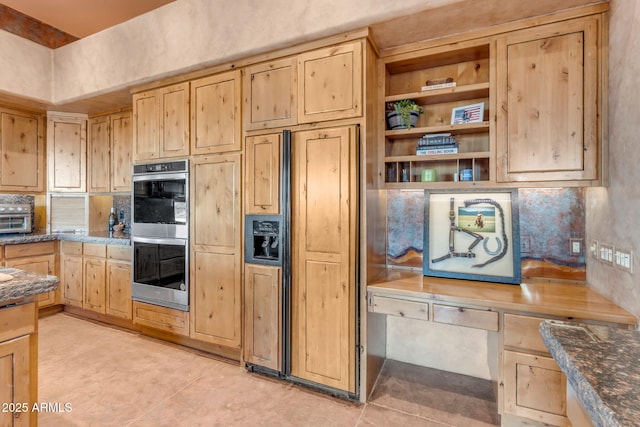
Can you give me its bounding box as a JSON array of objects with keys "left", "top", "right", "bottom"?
[
  {"left": 0, "top": 230, "right": 130, "bottom": 246},
  {"left": 540, "top": 320, "right": 640, "bottom": 427},
  {"left": 0, "top": 267, "right": 60, "bottom": 304}
]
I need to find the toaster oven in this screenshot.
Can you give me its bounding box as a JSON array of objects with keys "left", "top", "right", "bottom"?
[{"left": 0, "top": 204, "right": 32, "bottom": 234}]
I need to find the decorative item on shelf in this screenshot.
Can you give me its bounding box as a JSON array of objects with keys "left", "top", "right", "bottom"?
[
  {"left": 460, "top": 169, "right": 473, "bottom": 181},
  {"left": 421, "top": 169, "right": 437, "bottom": 182},
  {"left": 421, "top": 77, "right": 456, "bottom": 91},
  {"left": 416, "top": 133, "right": 458, "bottom": 155},
  {"left": 451, "top": 102, "right": 484, "bottom": 125},
  {"left": 386, "top": 99, "right": 424, "bottom": 130}
]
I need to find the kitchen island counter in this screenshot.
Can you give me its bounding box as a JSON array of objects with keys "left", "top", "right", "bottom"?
[
  {"left": 0, "top": 267, "right": 59, "bottom": 304},
  {"left": 0, "top": 230, "right": 130, "bottom": 246},
  {"left": 540, "top": 320, "right": 640, "bottom": 427}
]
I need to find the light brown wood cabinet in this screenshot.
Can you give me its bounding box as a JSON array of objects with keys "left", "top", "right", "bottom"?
[
  {"left": 133, "top": 82, "right": 189, "bottom": 161},
  {"left": 4, "top": 241, "right": 57, "bottom": 308},
  {"left": 298, "top": 42, "right": 362, "bottom": 123},
  {"left": 191, "top": 70, "right": 242, "bottom": 155},
  {"left": 47, "top": 112, "right": 87, "bottom": 192},
  {"left": 83, "top": 256, "right": 107, "bottom": 314},
  {"left": 88, "top": 110, "right": 133, "bottom": 193},
  {"left": 245, "top": 133, "right": 281, "bottom": 214},
  {"left": 0, "top": 106, "right": 45, "bottom": 193},
  {"left": 496, "top": 16, "right": 602, "bottom": 184},
  {"left": 0, "top": 302, "right": 36, "bottom": 427},
  {"left": 290, "top": 126, "right": 357, "bottom": 393},
  {"left": 106, "top": 246, "right": 132, "bottom": 320},
  {"left": 244, "top": 264, "right": 281, "bottom": 370},
  {"left": 243, "top": 57, "right": 297, "bottom": 130},
  {"left": 190, "top": 153, "right": 242, "bottom": 349},
  {"left": 61, "top": 241, "right": 83, "bottom": 307}
]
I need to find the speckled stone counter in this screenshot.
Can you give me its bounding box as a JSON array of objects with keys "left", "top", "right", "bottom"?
[
  {"left": 0, "top": 267, "right": 59, "bottom": 304},
  {"left": 540, "top": 320, "right": 640, "bottom": 427},
  {"left": 0, "top": 231, "right": 130, "bottom": 246}
]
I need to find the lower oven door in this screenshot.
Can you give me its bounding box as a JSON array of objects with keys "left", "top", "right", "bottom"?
[{"left": 132, "top": 236, "right": 189, "bottom": 311}]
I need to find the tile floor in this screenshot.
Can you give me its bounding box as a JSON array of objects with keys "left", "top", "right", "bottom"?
[{"left": 38, "top": 314, "right": 500, "bottom": 426}]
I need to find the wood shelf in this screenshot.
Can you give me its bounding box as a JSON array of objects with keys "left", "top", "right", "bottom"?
[
  {"left": 385, "top": 152, "right": 490, "bottom": 163},
  {"left": 385, "top": 82, "right": 490, "bottom": 105},
  {"left": 385, "top": 121, "right": 490, "bottom": 139}
]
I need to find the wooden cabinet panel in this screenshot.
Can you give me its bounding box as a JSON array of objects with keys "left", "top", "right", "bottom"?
[
  {"left": 133, "top": 90, "right": 160, "bottom": 161},
  {"left": 298, "top": 42, "right": 362, "bottom": 123},
  {"left": 47, "top": 114, "right": 87, "bottom": 192},
  {"left": 0, "top": 302, "right": 35, "bottom": 342},
  {"left": 0, "top": 109, "right": 44, "bottom": 192},
  {"left": 83, "top": 243, "right": 106, "bottom": 258},
  {"left": 191, "top": 70, "right": 242, "bottom": 155},
  {"left": 88, "top": 114, "right": 111, "bottom": 193},
  {"left": 433, "top": 304, "right": 498, "bottom": 331},
  {"left": 61, "top": 253, "right": 83, "bottom": 307},
  {"left": 133, "top": 301, "right": 189, "bottom": 336},
  {"left": 160, "top": 83, "right": 190, "bottom": 158},
  {"left": 245, "top": 133, "right": 281, "bottom": 214},
  {"left": 244, "top": 265, "right": 281, "bottom": 370},
  {"left": 83, "top": 257, "right": 106, "bottom": 314},
  {"left": 371, "top": 295, "right": 428, "bottom": 321},
  {"left": 496, "top": 17, "right": 600, "bottom": 183},
  {"left": 243, "top": 57, "right": 297, "bottom": 130},
  {"left": 106, "top": 260, "right": 131, "bottom": 319},
  {"left": 0, "top": 334, "right": 32, "bottom": 426},
  {"left": 503, "top": 350, "right": 569, "bottom": 426},
  {"left": 504, "top": 313, "right": 551, "bottom": 354},
  {"left": 4, "top": 241, "right": 56, "bottom": 259},
  {"left": 291, "top": 126, "right": 356, "bottom": 392},
  {"left": 110, "top": 111, "right": 133, "bottom": 192}
]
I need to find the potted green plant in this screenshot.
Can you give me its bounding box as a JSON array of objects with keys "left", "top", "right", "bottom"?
[{"left": 386, "top": 100, "right": 424, "bottom": 129}]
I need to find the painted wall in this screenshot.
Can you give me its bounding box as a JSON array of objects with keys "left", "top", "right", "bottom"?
[
  {"left": 587, "top": 0, "right": 640, "bottom": 320},
  {"left": 0, "top": 30, "right": 51, "bottom": 103}
]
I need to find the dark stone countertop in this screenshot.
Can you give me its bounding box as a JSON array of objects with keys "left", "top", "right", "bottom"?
[
  {"left": 0, "top": 230, "right": 130, "bottom": 246},
  {"left": 0, "top": 267, "right": 60, "bottom": 304},
  {"left": 540, "top": 320, "right": 640, "bottom": 427}
]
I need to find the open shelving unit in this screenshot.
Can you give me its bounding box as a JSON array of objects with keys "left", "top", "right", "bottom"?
[{"left": 381, "top": 42, "right": 494, "bottom": 188}]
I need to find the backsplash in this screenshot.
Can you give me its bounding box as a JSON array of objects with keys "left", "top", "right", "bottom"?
[
  {"left": 387, "top": 188, "right": 586, "bottom": 281},
  {"left": 113, "top": 195, "right": 131, "bottom": 232}
]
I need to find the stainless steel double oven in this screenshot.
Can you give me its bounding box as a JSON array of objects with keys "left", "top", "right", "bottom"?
[{"left": 131, "top": 160, "right": 189, "bottom": 311}]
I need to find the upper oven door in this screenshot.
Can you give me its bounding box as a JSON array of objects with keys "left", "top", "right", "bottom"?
[{"left": 132, "top": 172, "right": 188, "bottom": 239}]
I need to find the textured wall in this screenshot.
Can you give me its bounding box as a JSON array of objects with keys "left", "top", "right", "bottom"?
[
  {"left": 586, "top": 0, "right": 640, "bottom": 319},
  {"left": 0, "top": 29, "right": 51, "bottom": 103}
]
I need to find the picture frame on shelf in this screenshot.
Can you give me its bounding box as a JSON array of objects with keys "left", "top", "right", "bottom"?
[
  {"left": 451, "top": 102, "right": 485, "bottom": 125},
  {"left": 423, "top": 189, "right": 521, "bottom": 284}
]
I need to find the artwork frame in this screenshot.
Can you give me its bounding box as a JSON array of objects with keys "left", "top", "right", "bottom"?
[
  {"left": 450, "top": 102, "right": 485, "bottom": 125},
  {"left": 423, "top": 189, "right": 521, "bottom": 284}
]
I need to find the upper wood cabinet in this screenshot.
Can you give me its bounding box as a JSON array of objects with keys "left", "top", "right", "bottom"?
[
  {"left": 0, "top": 107, "right": 45, "bottom": 193},
  {"left": 496, "top": 16, "right": 602, "bottom": 184},
  {"left": 191, "top": 70, "right": 242, "bottom": 154},
  {"left": 88, "top": 111, "right": 133, "bottom": 193},
  {"left": 243, "top": 57, "right": 297, "bottom": 130},
  {"left": 245, "top": 133, "right": 281, "bottom": 214},
  {"left": 47, "top": 112, "right": 87, "bottom": 193},
  {"left": 298, "top": 42, "right": 362, "bottom": 123},
  {"left": 133, "top": 82, "right": 189, "bottom": 161}
]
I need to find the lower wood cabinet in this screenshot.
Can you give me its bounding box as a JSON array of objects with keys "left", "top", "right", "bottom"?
[
  {"left": 4, "top": 241, "right": 58, "bottom": 308},
  {"left": 243, "top": 264, "right": 281, "bottom": 370},
  {"left": 132, "top": 301, "right": 189, "bottom": 336}
]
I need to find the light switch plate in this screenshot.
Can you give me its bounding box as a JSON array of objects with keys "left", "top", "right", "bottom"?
[
  {"left": 599, "top": 242, "right": 614, "bottom": 266},
  {"left": 570, "top": 238, "right": 583, "bottom": 255},
  {"left": 614, "top": 248, "right": 633, "bottom": 273}
]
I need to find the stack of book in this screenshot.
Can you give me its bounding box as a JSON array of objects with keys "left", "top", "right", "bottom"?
[{"left": 416, "top": 133, "right": 458, "bottom": 155}]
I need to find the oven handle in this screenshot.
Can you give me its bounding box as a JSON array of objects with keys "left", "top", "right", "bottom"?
[
  {"left": 132, "top": 172, "right": 187, "bottom": 182},
  {"left": 131, "top": 236, "right": 188, "bottom": 246}
]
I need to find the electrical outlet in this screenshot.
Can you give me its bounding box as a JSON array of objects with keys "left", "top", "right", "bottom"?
[
  {"left": 520, "top": 235, "right": 531, "bottom": 254},
  {"left": 570, "top": 238, "right": 583, "bottom": 255},
  {"left": 599, "top": 242, "right": 614, "bottom": 266},
  {"left": 614, "top": 248, "right": 633, "bottom": 273}
]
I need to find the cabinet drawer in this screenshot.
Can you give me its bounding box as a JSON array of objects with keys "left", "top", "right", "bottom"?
[
  {"left": 0, "top": 302, "right": 35, "bottom": 342},
  {"left": 4, "top": 241, "right": 56, "bottom": 259},
  {"left": 83, "top": 243, "right": 106, "bottom": 258},
  {"left": 504, "top": 313, "right": 550, "bottom": 353},
  {"left": 133, "top": 301, "right": 189, "bottom": 336},
  {"left": 107, "top": 245, "right": 131, "bottom": 262},
  {"left": 61, "top": 241, "right": 83, "bottom": 255},
  {"left": 371, "top": 295, "right": 428, "bottom": 321},
  {"left": 433, "top": 304, "right": 498, "bottom": 331}
]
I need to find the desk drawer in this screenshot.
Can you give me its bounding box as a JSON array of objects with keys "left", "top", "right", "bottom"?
[
  {"left": 433, "top": 304, "right": 498, "bottom": 331},
  {"left": 371, "top": 295, "right": 429, "bottom": 321},
  {"left": 504, "top": 313, "right": 550, "bottom": 353}
]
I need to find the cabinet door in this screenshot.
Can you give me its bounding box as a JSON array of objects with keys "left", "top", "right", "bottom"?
[
  {"left": 243, "top": 57, "right": 297, "bottom": 130},
  {"left": 5, "top": 254, "right": 57, "bottom": 308},
  {"left": 191, "top": 70, "right": 241, "bottom": 155},
  {"left": 290, "top": 126, "right": 357, "bottom": 392},
  {"left": 496, "top": 17, "right": 599, "bottom": 183},
  {"left": 83, "top": 258, "right": 106, "bottom": 314},
  {"left": 111, "top": 111, "right": 133, "bottom": 192},
  {"left": 0, "top": 335, "right": 32, "bottom": 427},
  {"left": 244, "top": 265, "right": 281, "bottom": 370},
  {"left": 503, "top": 350, "right": 569, "bottom": 426},
  {"left": 133, "top": 89, "right": 160, "bottom": 161},
  {"left": 47, "top": 114, "right": 87, "bottom": 192},
  {"left": 190, "top": 154, "right": 241, "bottom": 348},
  {"left": 298, "top": 42, "right": 362, "bottom": 123},
  {"left": 245, "top": 133, "right": 281, "bottom": 214},
  {"left": 106, "top": 260, "right": 132, "bottom": 319},
  {"left": 160, "top": 82, "right": 190, "bottom": 158},
  {"left": 88, "top": 115, "right": 111, "bottom": 193},
  {"left": 0, "top": 109, "right": 44, "bottom": 192}
]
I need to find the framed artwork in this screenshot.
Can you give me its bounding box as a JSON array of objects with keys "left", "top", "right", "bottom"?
[
  {"left": 423, "top": 189, "right": 521, "bottom": 284},
  {"left": 451, "top": 102, "right": 485, "bottom": 125}
]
